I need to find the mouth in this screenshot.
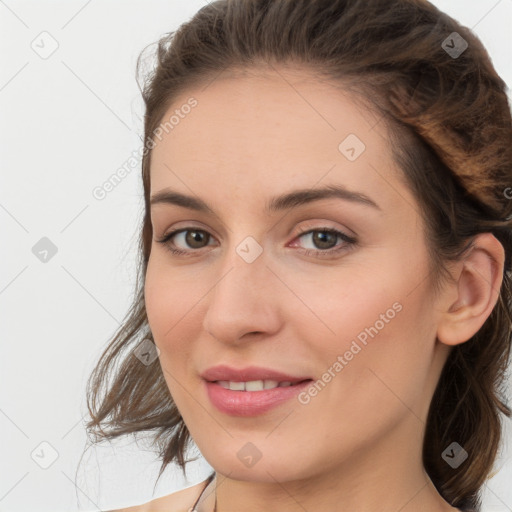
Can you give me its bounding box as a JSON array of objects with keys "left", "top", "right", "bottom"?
[
  {"left": 200, "top": 364, "right": 313, "bottom": 385},
  {"left": 203, "top": 378, "right": 315, "bottom": 416},
  {"left": 208, "top": 378, "right": 313, "bottom": 391}
]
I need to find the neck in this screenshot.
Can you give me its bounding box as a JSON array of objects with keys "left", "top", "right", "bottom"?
[{"left": 199, "top": 416, "right": 458, "bottom": 512}]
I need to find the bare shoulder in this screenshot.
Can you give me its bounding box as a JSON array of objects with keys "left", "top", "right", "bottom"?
[{"left": 105, "top": 479, "right": 208, "bottom": 512}]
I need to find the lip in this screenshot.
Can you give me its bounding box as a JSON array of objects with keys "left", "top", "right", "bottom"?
[
  {"left": 200, "top": 365, "right": 314, "bottom": 417},
  {"left": 204, "top": 380, "right": 313, "bottom": 416},
  {"left": 200, "top": 364, "right": 312, "bottom": 383}
]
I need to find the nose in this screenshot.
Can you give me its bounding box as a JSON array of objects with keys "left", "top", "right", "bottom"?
[{"left": 202, "top": 247, "right": 282, "bottom": 345}]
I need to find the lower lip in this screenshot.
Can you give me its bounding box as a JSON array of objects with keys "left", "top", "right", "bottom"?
[{"left": 204, "top": 380, "right": 313, "bottom": 416}]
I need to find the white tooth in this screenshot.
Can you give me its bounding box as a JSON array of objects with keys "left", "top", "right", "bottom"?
[
  {"left": 263, "top": 379, "right": 280, "bottom": 389},
  {"left": 217, "top": 380, "right": 286, "bottom": 391},
  {"left": 245, "top": 380, "right": 264, "bottom": 391},
  {"left": 278, "top": 381, "right": 292, "bottom": 387}
]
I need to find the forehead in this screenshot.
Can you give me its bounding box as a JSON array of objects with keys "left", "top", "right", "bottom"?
[{"left": 149, "top": 66, "right": 404, "bottom": 211}]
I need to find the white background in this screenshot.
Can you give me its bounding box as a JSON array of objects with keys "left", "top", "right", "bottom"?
[{"left": 0, "top": 1, "right": 511, "bottom": 511}]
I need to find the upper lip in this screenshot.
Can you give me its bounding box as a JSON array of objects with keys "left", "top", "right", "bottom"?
[{"left": 201, "top": 365, "right": 313, "bottom": 383}]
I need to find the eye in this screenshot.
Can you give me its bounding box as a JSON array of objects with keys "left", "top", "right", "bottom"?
[
  {"left": 155, "top": 226, "right": 357, "bottom": 258},
  {"left": 292, "top": 227, "right": 357, "bottom": 258},
  {"left": 156, "top": 228, "right": 215, "bottom": 256}
]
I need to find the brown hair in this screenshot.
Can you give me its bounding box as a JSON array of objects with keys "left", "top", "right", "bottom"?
[{"left": 84, "top": 1, "right": 512, "bottom": 510}]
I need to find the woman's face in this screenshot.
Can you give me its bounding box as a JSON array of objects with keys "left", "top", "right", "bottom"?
[{"left": 144, "top": 66, "right": 452, "bottom": 482}]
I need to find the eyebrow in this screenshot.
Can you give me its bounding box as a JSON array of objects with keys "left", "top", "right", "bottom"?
[{"left": 150, "top": 184, "right": 381, "bottom": 213}]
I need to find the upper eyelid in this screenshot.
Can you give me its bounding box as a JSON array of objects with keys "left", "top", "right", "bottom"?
[
  {"left": 161, "top": 217, "right": 353, "bottom": 236},
  {"left": 163, "top": 224, "right": 346, "bottom": 237},
  {"left": 162, "top": 225, "right": 355, "bottom": 246}
]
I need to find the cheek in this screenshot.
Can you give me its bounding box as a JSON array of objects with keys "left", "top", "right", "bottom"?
[
  {"left": 144, "top": 258, "right": 173, "bottom": 342},
  {"left": 144, "top": 258, "right": 205, "bottom": 414},
  {"left": 145, "top": 251, "right": 198, "bottom": 331},
  {"left": 144, "top": 256, "right": 201, "bottom": 365},
  {"left": 285, "top": 243, "right": 436, "bottom": 409}
]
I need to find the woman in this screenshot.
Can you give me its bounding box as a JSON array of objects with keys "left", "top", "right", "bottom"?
[{"left": 87, "top": 0, "right": 512, "bottom": 511}]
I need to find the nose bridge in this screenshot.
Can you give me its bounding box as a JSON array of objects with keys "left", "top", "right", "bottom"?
[{"left": 202, "top": 240, "right": 281, "bottom": 342}]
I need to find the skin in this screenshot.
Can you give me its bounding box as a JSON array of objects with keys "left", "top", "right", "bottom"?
[{"left": 143, "top": 65, "right": 504, "bottom": 512}]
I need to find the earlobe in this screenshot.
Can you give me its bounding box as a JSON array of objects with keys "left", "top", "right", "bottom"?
[{"left": 436, "top": 233, "right": 505, "bottom": 347}]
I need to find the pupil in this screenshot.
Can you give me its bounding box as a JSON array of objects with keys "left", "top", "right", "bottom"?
[
  {"left": 187, "top": 230, "right": 207, "bottom": 248},
  {"left": 314, "top": 231, "right": 335, "bottom": 249}
]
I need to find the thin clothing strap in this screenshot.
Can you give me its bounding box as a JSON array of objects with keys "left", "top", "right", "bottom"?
[{"left": 190, "top": 472, "right": 216, "bottom": 511}]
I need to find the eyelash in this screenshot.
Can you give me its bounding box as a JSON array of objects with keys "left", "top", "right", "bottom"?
[{"left": 156, "top": 226, "right": 357, "bottom": 259}]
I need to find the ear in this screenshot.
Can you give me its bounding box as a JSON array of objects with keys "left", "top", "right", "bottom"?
[{"left": 436, "top": 233, "right": 505, "bottom": 346}]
